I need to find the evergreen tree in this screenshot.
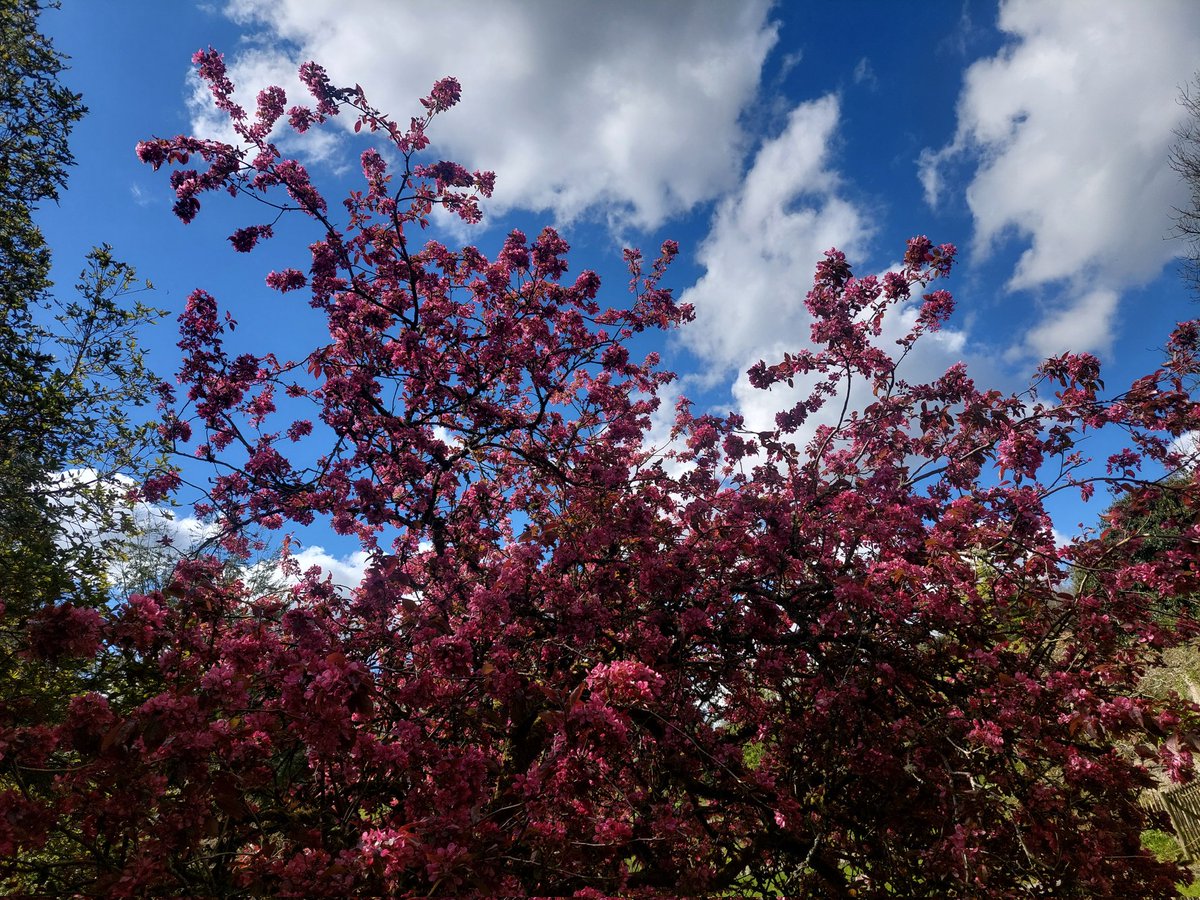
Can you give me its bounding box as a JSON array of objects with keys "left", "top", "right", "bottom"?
[{"left": 0, "top": 2, "right": 166, "bottom": 859}]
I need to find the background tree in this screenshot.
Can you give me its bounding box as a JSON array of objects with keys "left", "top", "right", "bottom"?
[
  {"left": 0, "top": 0, "right": 162, "bottom": 629},
  {"left": 1074, "top": 476, "right": 1200, "bottom": 613},
  {"left": 4, "top": 49, "right": 1200, "bottom": 898},
  {"left": 0, "top": 0, "right": 163, "bottom": 620},
  {"left": 1173, "top": 74, "right": 1200, "bottom": 294},
  {"left": 0, "top": 3, "right": 169, "bottom": 882},
  {"left": 0, "top": 0, "right": 87, "bottom": 617},
  {"left": 1077, "top": 474, "right": 1200, "bottom": 713}
]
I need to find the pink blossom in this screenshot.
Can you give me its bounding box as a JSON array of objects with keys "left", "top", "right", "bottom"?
[
  {"left": 27, "top": 604, "right": 103, "bottom": 659},
  {"left": 266, "top": 268, "right": 307, "bottom": 292},
  {"left": 421, "top": 76, "right": 461, "bottom": 113}
]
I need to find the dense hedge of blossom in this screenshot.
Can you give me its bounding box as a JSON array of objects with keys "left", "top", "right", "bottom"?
[{"left": 4, "top": 49, "right": 1200, "bottom": 897}]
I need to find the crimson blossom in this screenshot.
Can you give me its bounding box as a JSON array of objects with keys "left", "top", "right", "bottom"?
[{"left": 5, "top": 49, "right": 1200, "bottom": 897}]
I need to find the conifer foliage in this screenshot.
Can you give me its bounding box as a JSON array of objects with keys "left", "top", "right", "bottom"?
[{"left": 0, "top": 6, "right": 165, "bottom": 888}]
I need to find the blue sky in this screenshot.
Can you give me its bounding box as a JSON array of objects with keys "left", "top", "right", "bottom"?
[{"left": 38, "top": 1, "right": 1200, "bottom": 582}]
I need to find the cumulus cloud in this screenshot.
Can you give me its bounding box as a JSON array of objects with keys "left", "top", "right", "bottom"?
[
  {"left": 1167, "top": 429, "right": 1200, "bottom": 469},
  {"left": 679, "top": 95, "right": 870, "bottom": 377},
  {"left": 204, "top": 0, "right": 778, "bottom": 230},
  {"left": 1011, "top": 287, "right": 1119, "bottom": 360},
  {"left": 127, "top": 512, "right": 370, "bottom": 596},
  {"left": 51, "top": 469, "right": 218, "bottom": 551},
  {"left": 729, "top": 279, "right": 975, "bottom": 444},
  {"left": 675, "top": 95, "right": 980, "bottom": 446},
  {"left": 920, "top": 0, "right": 1200, "bottom": 356},
  {"left": 185, "top": 46, "right": 343, "bottom": 164},
  {"left": 48, "top": 469, "right": 220, "bottom": 594},
  {"left": 52, "top": 469, "right": 372, "bottom": 597},
  {"left": 286, "top": 544, "right": 371, "bottom": 591}
]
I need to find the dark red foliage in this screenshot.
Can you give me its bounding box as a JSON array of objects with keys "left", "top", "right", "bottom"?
[{"left": 5, "top": 49, "right": 1200, "bottom": 897}]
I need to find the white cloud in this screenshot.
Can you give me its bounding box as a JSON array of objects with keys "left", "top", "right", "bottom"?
[
  {"left": 920, "top": 0, "right": 1200, "bottom": 356},
  {"left": 185, "top": 47, "right": 343, "bottom": 164},
  {"left": 778, "top": 50, "right": 804, "bottom": 81},
  {"left": 1168, "top": 431, "right": 1200, "bottom": 471},
  {"left": 679, "top": 94, "right": 870, "bottom": 377},
  {"left": 287, "top": 544, "right": 371, "bottom": 591},
  {"left": 675, "top": 95, "right": 982, "bottom": 448},
  {"left": 48, "top": 469, "right": 222, "bottom": 594},
  {"left": 208, "top": 0, "right": 778, "bottom": 230},
  {"left": 49, "top": 469, "right": 371, "bottom": 599},
  {"left": 51, "top": 469, "right": 214, "bottom": 550},
  {"left": 728, "top": 280, "right": 975, "bottom": 444},
  {"left": 1051, "top": 527, "right": 1073, "bottom": 551},
  {"left": 1013, "top": 287, "right": 1119, "bottom": 360}
]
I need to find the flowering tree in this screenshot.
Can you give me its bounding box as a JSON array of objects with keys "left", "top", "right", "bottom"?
[{"left": 5, "top": 50, "right": 1200, "bottom": 897}]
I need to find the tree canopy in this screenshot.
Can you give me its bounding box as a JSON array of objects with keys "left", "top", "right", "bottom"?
[{"left": 3, "top": 47, "right": 1200, "bottom": 898}]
